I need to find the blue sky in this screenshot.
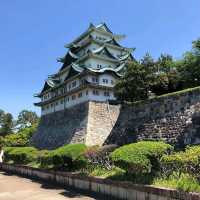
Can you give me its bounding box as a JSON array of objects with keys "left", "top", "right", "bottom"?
[{"left": 0, "top": 0, "right": 200, "bottom": 118}]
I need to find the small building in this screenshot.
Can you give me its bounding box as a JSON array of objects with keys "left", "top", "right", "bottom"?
[{"left": 34, "top": 23, "right": 134, "bottom": 115}]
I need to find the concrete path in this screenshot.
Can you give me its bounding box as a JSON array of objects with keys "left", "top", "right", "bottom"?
[{"left": 0, "top": 171, "right": 100, "bottom": 200}]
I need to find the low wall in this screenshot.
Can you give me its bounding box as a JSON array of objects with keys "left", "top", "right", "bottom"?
[{"left": 1, "top": 164, "right": 200, "bottom": 200}]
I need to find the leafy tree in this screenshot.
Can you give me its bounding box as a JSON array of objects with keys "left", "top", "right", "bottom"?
[
  {"left": 115, "top": 54, "right": 156, "bottom": 102},
  {"left": 17, "top": 110, "right": 39, "bottom": 130},
  {"left": 151, "top": 54, "right": 181, "bottom": 95},
  {"left": 178, "top": 39, "right": 200, "bottom": 88},
  {"left": 0, "top": 113, "right": 13, "bottom": 136},
  {"left": 2, "top": 124, "right": 37, "bottom": 147},
  {"left": 0, "top": 109, "right": 5, "bottom": 126}
]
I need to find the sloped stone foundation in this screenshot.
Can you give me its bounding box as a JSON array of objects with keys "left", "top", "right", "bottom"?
[{"left": 31, "top": 101, "right": 120, "bottom": 149}]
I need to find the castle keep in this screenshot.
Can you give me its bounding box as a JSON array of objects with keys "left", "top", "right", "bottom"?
[{"left": 34, "top": 23, "right": 133, "bottom": 115}]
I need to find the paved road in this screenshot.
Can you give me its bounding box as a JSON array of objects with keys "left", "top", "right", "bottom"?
[{"left": 0, "top": 171, "right": 100, "bottom": 200}]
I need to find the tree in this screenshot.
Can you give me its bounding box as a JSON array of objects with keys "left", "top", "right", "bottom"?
[
  {"left": 0, "top": 113, "right": 13, "bottom": 136},
  {"left": 0, "top": 109, "right": 5, "bottom": 126},
  {"left": 151, "top": 54, "right": 181, "bottom": 95},
  {"left": 177, "top": 39, "right": 200, "bottom": 88},
  {"left": 114, "top": 60, "right": 155, "bottom": 102},
  {"left": 17, "top": 110, "right": 39, "bottom": 130}
]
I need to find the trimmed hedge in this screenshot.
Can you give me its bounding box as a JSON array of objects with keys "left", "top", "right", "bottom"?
[
  {"left": 40, "top": 144, "right": 87, "bottom": 169},
  {"left": 111, "top": 141, "right": 173, "bottom": 174},
  {"left": 4, "top": 147, "right": 39, "bottom": 164},
  {"left": 161, "top": 145, "right": 200, "bottom": 178}
]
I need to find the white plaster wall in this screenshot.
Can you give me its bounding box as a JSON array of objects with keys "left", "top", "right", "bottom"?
[
  {"left": 65, "top": 89, "right": 90, "bottom": 108},
  {"left": 86, "top": 43, "right": 99, "bottom": 52},
  {"left": 41, "top": 87, "right": 116, "bottom": 116},
  {"left": 65, "top": 78, "right": 80, "bottom": 92},
  {"left": 88, "top": 89, "right": 116, "bottom": 102},
  {"left": 91, "top": 31, "right": 111, "bottom": 41},
  {"left": 98, "top": 74, "right": 116, "bottom": 87},
  {"left": 84, "top": 57, "right": 115, "bottom": 69},
  {"left": 41, "top": 92, "right": 51, "bottom": 102},
  {"left": 107, "top": 47, "right": 122, "bottom": 58}
]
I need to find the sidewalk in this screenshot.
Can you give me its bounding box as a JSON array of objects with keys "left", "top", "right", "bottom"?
[{"left": 0, "top": 172, "right": 99, "bottom": 200}]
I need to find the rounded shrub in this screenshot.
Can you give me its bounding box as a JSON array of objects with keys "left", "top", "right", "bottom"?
[
  {"left": 39, "top": 144, "right": 87, "bottom": 170},
  {"left": 4, "top": 147, "right": 39, "bottom": 164},
  {"left": 111, "top": 141, "right": 173, "bottom": 175},
  {"left": 161, "top": 145, "right": 200, "bottom": 178}
]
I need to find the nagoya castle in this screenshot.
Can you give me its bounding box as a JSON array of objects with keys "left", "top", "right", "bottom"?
[{"left": 32, "top": 23, "right": 133, "bottom": 149}]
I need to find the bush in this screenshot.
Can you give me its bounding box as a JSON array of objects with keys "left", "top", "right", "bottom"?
[
  {"left": 4, "top": 147, "right": 39, "bottom": 164},
  {"left": 161, "top": 145, "right": 200, "bottom": 178},
  {"left": 111, "top": 141, "right": 173, "bottom": 175},
  {"left": 84, "top": 144, "right": 118, "bottom": 170},
  {"left": 2, "top": 125, "right": 37, "bottom": 147},
  {"left": 40, "top": 144, "right": 87, "bottom": 170}
]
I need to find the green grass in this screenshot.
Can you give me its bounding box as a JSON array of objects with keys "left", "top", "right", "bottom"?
[
  {"left": 89, "top": 166, "right": 125, "bottom": 178},
  {"left": 153, "top": 173, "right": 200, "bottom": 193}
]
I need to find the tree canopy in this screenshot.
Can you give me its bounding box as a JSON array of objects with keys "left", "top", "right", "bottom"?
[
  {"left": 17, "top": 110, "right": 39, "bottom": 130},
  {"left": 115, "top": 38, "right": 200, "bottom": 102},
  {"left": 0, "top": 111, "right": 14, "bottom": 137}
]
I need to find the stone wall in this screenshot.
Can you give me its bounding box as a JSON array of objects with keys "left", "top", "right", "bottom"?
[
  {"left": 31, "top": 102, "right": 89, "bottom": 149},
  {"left": 1, "top": 164, "right": 200, "bottom": 200},
  {"left": 86, "top": 101, "right": 121, "bottom": 146},
  {"left": 105, "top": 88, "right": 200, "bottom": 148},
  {"left": 32, "top": 87, "right": 200, "bottom": 149},
  {"left": 31, "top": 101, "right": 120, "bottom": 149}
]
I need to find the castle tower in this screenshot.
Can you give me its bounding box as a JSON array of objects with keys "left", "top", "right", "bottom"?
[
  {"left": 32, "top": 23, "right": 133, "bottom": 149},
  {"left": 34, "top": 23, "right": 134, "bottom": 115}
]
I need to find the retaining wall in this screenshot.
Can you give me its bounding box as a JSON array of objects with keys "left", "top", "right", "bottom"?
[
  {"left": 105, "top": 87, "right": 200, "bottom": 148},
  {"left": 1, "top": 164, "right": 200, "bottom": 200},
  {"left": 31, "top": 101, "right": 120, "bottom": 149}
]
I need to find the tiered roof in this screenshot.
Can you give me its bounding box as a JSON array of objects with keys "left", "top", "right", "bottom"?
[{"left": 36, "top": 23, "right": 134, "bottom": 96}]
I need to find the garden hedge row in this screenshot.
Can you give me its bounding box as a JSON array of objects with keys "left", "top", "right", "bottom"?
[{"left": 111, "top": 141, "right": 173, "bottom": 174}]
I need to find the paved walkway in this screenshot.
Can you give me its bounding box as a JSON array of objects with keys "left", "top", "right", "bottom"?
[{"left": 0, "top": 171, "right": 100, "bottom": 200}]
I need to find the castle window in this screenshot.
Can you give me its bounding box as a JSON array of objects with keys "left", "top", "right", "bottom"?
[
  {"left": 55, "top": 102, "right": 58, "bottom": 106},
  {"left": 104, "top": 91, "right": 110, "bottom": 97},
  {"left": 51, "top": 103, "right": 54, "bottom": 108},
  {"left": 80, "top": 79, "right": 86, "bottom": 85},
  {"left": 93, "top": 90, "right": 99, "bottom": 95},
  {"left": 92, "top": 77, "right": 98, "bottom": 83},
  {"left": 60, "top": 88, "right": 64, "bottom": 94},
  {"left": 72, "top": 81, "right": 76, "bottom": 88},
  {"left": 78, "top": 92, "right": 82, "bottom": 98},
  {"left": 65, "top": 86, "right": 68, "bottom": 92},
  {"left": 103, "top": 79, "right": 108, "bottom": 84},
  {"left": 97, "top": 64, "right": 102, "bottom": 69},
  {"left": 72, "top": 95, "right": 76, "bottom": 100},
  {"left": 111, "top": 80, "right": 114, "bottom": 85},
  {"left": 60, "top": 99, "right": 64, "bottom": 104},
  {"left": 86, "top": 90, "right": 88, "bottom": 95},
  {"left": 68, "top": 84, "right": 71, "bottom": 90}
]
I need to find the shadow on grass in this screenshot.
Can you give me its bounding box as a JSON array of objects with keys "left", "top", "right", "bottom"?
[{"left": 105, "top": 171, "right": 155, "bottom": 185}]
